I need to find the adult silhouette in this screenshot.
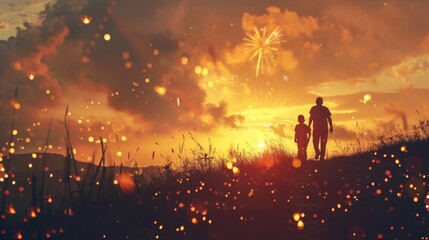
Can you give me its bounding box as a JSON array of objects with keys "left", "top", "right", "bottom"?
[{"left": 309, "top": 97, "right": 333, "bottom": 160}]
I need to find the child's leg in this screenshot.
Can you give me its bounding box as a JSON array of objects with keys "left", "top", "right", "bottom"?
[
  {"left": 303, "top": 144, "right": 307, "bottom": 160},
  {"left": 297, "top": 143, "right": 306, "bottom": 160}
]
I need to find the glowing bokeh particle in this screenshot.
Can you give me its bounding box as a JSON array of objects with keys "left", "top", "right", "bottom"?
[
  {"left": 104, "top": 33, "right": 111, "bottom": 41},
  {"left": 119, "top": 174, "right": 136, "bottom": 194},
  {"left": 293, "top": 213, "right": 300, "bottom": 222},
  {"left": 8, "top": 205, "right": 16, "bottom": 214},
  {"left": 297, "top": 220, "right": 305, "bottom": 230},
  {"left": 202, "top": 67, "right": 209, "bottom": 76},
  {"left": 10, "top": 100, "right": 21, "bottom": 109},
  {"left": 232, "top": 166, "right": 240, "bottom": 176},
  {"left": 80, "top": 55, "right": 91, "bottom": 65},
  {"left": 30, "top": 209, "right": 37, "bottom": 218},
  {"left": 181, "top": 56, "right": 189, "bottom": 65},
  {"left": 154, "top": 86, "right": 167, "bottom": 96},
  {"left": 363, "top": 94, "right": 372, "bottom": 103},
  {"left": 122, "top": 51, "right": 130, "bottom": 60},
  {"left": 292, "top": 158, "right": 302, "bottom": 168},
  {"left": 195, "top": 66, "right": 202, "bottom": 75},
  {"left": 81, "top": 15, "right": 92, "bottom": 24},
  {"left": 125, "top": 61, "right": 133, "bottom": 69},
  {"left": 28, "top": 73, "right": 35, "bottom": 80},
  {"left": 13, "top": 61, "right": 22, "bottom": 71}
]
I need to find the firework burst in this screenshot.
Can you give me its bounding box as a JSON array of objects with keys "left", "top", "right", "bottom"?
[{"left": 244, "top": 27, "right": 283, "bottom": 77}]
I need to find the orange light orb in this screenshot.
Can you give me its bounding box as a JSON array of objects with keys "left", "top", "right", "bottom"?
[
  {"left": 297, "top": 220, "right": 305, "bottom": 230},
  {"left": 292, "top": 158, "right": 302, "bottom": 168},
  {"left": 232, "top": 166, "right": 240, "bottom": 176},
  {"left": 8, "top": 205, "right": 16, "bottom": 214},
  {"left": 119, "top": 174, "right": 136, "bottom": 195},
  {"left": 293, "top": 212, "right": 300, "bottom": 222},
  {"left": 80, "top": 15, "right": 93, "bottom": 24}
]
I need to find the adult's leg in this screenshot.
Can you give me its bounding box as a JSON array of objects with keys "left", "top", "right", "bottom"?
[
  {"left": 313, "top": 131, "right": 321, "bottom": 159},
  {"left": 320, "top": 130, "right": 328, "bottom": 160}
]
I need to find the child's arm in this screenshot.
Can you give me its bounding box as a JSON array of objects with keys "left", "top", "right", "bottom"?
[
  {"left": 306, "top": 128, "right": 311, "bottom": 145},
  {"left": 294, "top": 130, "right": 297, "bottom": 143}
]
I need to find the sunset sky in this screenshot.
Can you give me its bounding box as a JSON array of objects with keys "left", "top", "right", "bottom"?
[{"left": 1, "top": 0, "right": 428, "bottom": 166}]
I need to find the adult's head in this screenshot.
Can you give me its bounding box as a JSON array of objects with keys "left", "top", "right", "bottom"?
[
  {"left": 316, "top": 97, "right": 323, "bottom": 106},
  {"left": 298, "top": 115, "right": 305, "bottom": 123}
]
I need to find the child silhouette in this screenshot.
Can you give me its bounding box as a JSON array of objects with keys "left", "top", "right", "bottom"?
[{"left": 294, "top": 115, "right": 311, "bottom": 161}]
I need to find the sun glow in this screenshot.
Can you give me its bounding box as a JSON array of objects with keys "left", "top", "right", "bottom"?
[{"left": 257, "top": 139, "right": 266, "bottom": 150}]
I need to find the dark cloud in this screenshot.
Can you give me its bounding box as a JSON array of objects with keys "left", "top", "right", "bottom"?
[
  {"left": 0, "top": 0, "right": 243, "bottom": 150},
  {"left": 205, "top": 101, "right": 244, "bottom": 129},
  {"left": 0, "top": 14, "right": 69, "bottom": 146}
]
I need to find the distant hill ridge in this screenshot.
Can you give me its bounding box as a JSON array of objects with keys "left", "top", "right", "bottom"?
[{"left": 4, "top": 152, "right": 163, "bottom": 176}]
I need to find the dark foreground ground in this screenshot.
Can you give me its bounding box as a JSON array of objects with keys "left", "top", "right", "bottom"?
[{"left": 1, "top": 139, "right": 428, "bottom": 239}]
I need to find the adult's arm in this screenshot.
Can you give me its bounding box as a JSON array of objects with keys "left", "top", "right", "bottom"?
[
  {"left": 309, "top": 107, "right": 314, "bottom": 128},
  {"left": 328, "top": 116, "right": 333, "bottom": 134}
]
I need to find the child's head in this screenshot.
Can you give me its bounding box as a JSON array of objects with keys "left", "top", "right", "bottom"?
[{"left": 298, "top": 115, "right": 305, "bottom": 123}]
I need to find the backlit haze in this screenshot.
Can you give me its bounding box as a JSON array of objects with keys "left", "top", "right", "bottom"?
[{"left": 1, "top": 0, "right": 429, "bottom": 166}]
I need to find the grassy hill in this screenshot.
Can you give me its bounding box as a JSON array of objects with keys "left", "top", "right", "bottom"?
[{"left": 0, "top": 137, "right": 428, "bottom": 239}]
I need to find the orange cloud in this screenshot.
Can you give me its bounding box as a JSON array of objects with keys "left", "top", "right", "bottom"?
[
  {"left": 421, "top": 34, "right": 429, "bottom": 52},
  {"left": 273, "top": 50, "right": 298, "bottom": 73},
  {"left": 383, "top": 102, "right": 408, "bottom": 131},
  {"left": 242, "top": 7, "right": 319, "bottom": 37},
  {"left": 224, "top": 43, "right": 249, "bottom": 66}
]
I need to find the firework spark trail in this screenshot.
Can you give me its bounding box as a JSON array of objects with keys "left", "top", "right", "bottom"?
[{"left": 244, "top": 27, "right": 283, "bottom": 77}]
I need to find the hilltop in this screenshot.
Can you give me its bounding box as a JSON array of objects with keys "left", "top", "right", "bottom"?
[{"left": 0, "top": 138, "right": 428, "bottom": 239}]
